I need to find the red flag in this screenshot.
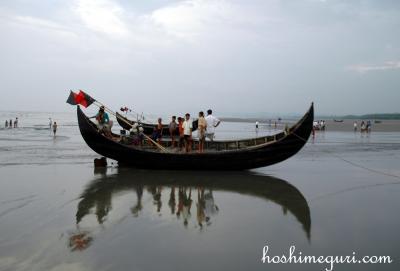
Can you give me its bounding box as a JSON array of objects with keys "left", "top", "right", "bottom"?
[
  {"left": 76, "top": 90, "right": 96, "bottom": 108},
  {"left": 66, "top": 90, "right": 96, "bottom": 107}
]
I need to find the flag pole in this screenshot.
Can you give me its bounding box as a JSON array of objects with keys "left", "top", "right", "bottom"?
[{"left": 92, "top": 101, "right": 168, "bottom": 153}]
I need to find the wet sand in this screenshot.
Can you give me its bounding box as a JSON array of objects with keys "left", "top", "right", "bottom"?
[{"left": 0, "top": 112, "right": 399, "bottom": 271}]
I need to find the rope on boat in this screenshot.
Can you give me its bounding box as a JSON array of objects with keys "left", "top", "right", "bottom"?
[{"left": 292, "top": 132, "right": 400, "bottom": 181}]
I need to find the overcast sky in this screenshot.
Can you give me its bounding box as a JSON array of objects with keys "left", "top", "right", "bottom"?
[{"left": 0, "top": 0, "right": 399, "bottom": 116}]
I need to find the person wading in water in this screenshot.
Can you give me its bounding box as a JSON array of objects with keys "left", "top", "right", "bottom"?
[{"left": 53, "top": 122, "right": 58, "bottom": 137}]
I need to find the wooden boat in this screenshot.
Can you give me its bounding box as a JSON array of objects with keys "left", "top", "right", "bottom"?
[
  {"left": 76, "top": 169, "right": 311, "bottom": 239},
  {"left": 333, "top": 119, "right": 343, "bottom": 123},
  {"left": 77, "top": 103, "right": 314, "bottom": 170},
  {"left": 116, "top": 112, "right": 198, "bottom": 134}
]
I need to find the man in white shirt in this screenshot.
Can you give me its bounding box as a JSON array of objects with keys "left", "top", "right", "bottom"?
[
  {"left": 205, "top": 109, "right": 221, "bottom": 141},
  {"left": 182, "top": 113, "right": 193, "bottom": 152}
]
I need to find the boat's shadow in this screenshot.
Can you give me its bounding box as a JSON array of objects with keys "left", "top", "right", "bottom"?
[{"left": 75, "top": 167, "right": 310, "bottom": 239}]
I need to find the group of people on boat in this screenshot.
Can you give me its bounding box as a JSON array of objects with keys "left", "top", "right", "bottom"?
[
  {"left": 4, "top": 118, "right": 18, "bottom": 128},
  {"left": 353, "top": 120, "right": 372, "bottom": 133},
  {"left": 91, "top": 106, "right": 221, "bottom": 153},
  {"left": 151, "top": 109, "right": 221, "bottom": 153}
]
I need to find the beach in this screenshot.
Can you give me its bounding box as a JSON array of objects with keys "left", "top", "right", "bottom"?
[
  {"left": 0, "top": 111, "right": 399, "bottom": 271},
  {"left": 222, "top": 118, "right": 400, "bottom": 132},
  {"left": 313, "top": 119, "right": 400, "bottom": 132}
]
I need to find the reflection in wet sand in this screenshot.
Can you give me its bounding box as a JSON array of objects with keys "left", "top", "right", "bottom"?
[{"left": 71, "top": 168, "right": 311, "bottom": 250}]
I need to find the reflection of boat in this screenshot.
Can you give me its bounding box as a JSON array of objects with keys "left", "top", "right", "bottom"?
[
  {"left": 77, "top": 103, "right": 314, "bottom": 169},
  {"left": 76, "top": 169, "right": 311, "bottom": 239},
  {"left": 116, "top": 112, "right": 199, "bottom": 134}
]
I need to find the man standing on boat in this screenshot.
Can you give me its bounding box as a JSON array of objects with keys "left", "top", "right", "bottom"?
[
  {"left": 205, "top": 109, "right": 220, "bottom": 141},
  {"left": 178, "top": 117, "right": 184, "bottom": 151},
  {"left": 169, "top": 116, "right": 177, "bottom": 147},
  {"left": 197, "top": 112, "right": 207, "bottom": 153},
  {"left": 182, "top": 113, "right": 193, "bottom": 153}
]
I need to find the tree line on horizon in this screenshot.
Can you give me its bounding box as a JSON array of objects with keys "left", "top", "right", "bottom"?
[{"left": 338, "top": 113, "right": 400, "bottom": 120}]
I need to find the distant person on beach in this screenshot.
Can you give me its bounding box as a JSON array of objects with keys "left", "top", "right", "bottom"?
[
  {"left": 197, "top": 111, "right": 207, "bottom": 153},
  {"left": 5, "top": 120, "right": 8, "bottom": 128},
  {"left": 205, "top": 109, "right": 220, "bottom": 141},
  {"left": 169, "top": 116, "right": 177, "bottom": 147},
  {"left": 367, "top": 120, "right": 372, "bottom": 133},
  {"left": 319, "top": 120, "right": 325, "bottom": 131},
  {"left": 182, "top": 113, "right": 193, "bottom": 153},
  {"left": 9, "top": 119, "right": 12, "bottom": 128},
  {"left": 49, "top": 118, "right": 52, "bottom": 129},
  {"left": 255, "top": 121, "right": 259, "bottom": 135},
  {"left": 53, "top": 122, "right": 57, "bottom": 136},
  {"left": 360, "top": 121, "right": 366, "bottom": 132},
  {"left": 353, "top": 121, "right": 357, "bottom": 132},
  {"left": 14, "top": 118, "right": 18, "bottom": 128}
]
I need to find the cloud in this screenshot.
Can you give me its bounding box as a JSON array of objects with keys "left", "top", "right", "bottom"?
[
  {"left": 8, "top": 16, "right": 80, "bottom": 41},
  {"left": 347, "top": 60, "right": 400, "bottom": 73},
  {"left": 13, "top": 16, "right": 67, "bottom": 31},
  {"left": 147, "top": 0, "right": 276, "bottom": 41},
  {"left": 148, "top": 0, "right": 231, "bottom": 40},
  {"left": 73, "top": 0, "right": 129, "bottom": 37}
]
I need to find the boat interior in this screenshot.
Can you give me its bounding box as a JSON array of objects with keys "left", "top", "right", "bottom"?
[{"left": 88, "top": 114, "right": 304, "bottom": 153}]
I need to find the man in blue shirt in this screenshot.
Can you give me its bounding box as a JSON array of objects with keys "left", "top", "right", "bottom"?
[{"left": 90, "top": 106, "right": 113, "bottom": 137}]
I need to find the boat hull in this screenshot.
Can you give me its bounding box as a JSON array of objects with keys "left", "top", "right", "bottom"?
[{"left": 78, "top": 104, "right": 313, "bottom": 170}]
